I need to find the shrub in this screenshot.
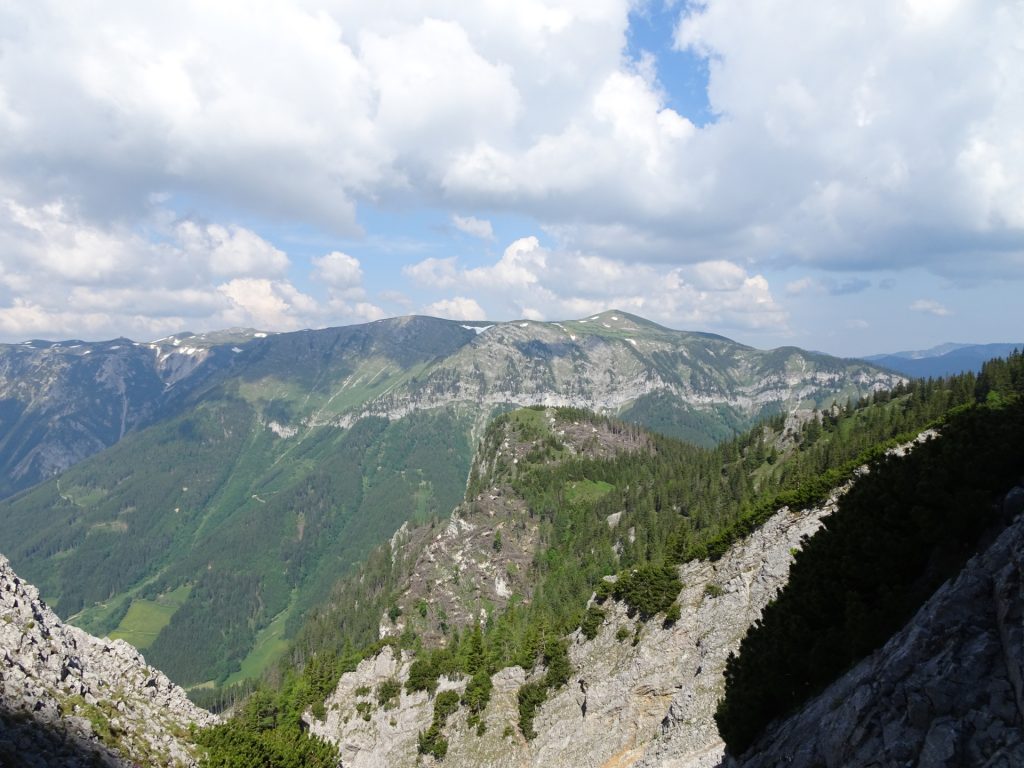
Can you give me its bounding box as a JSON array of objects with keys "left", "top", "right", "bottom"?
[
  {"left": 376, "top": 678, "right": 401, "bottom": 709},
  {"left": 462, "top": 669, "right": 493, "bottom": 730},
  {"left": 612, "top": 564, "right": 682, "bottom": 620},
  {"left": 406, "top": 656, "right": 439, "bottom": 695},
  {"left": 579, "top": 606, "right": 605, "bottom": 640}
]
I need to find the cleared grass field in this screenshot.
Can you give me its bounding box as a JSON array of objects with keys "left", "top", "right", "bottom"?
[
  {"left": 565, "top": 479, "right": 614, "bottom": 505},
  {"left": 109, "top": 584, "right": 190, "bottom": 650},
  {"left": 222, "top": 607, "right": 291, "bottom": 687}
]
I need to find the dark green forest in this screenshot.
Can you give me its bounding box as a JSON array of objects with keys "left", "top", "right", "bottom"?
[{"left": 192, "top": 355, "right": 1018, "bottom": 766}]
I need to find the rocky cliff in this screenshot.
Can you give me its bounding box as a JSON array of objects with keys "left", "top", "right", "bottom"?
[
  {"left": 730, "top": 484, "right": 1024, "bottom": 768},
  {"left": 306, "top": 486, "right": 849, "bottom": 767},
  {"left": 0, "top": 554, "right": 214, "bottom": 767}
]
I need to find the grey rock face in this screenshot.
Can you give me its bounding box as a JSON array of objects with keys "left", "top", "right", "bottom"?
[
  {"left": 308, "top": 492, "right": 846, "bottom": 768},
  {"left": 730, "top": 488, "right": 1024, "bottom": 768},
  {"left": 0, "top": 554, "right": 215, "bottom": 767}
]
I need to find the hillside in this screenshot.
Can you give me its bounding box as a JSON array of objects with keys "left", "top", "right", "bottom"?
[
  {"left": 0, "top": 311, "right": 901, "bottom": 689},
  {"left": 715, "top": 355, "right": 1024, "bottom": 756}
]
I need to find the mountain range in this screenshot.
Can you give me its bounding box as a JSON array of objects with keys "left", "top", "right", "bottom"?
[
  {"left": 864, "top": 341, "right": 1024, "bottom": 379},
  {"left": 0, "top": 310, "right": 902, "bottom": 688}
]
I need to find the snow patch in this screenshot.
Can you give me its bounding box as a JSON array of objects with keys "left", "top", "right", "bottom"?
[
  {"left": 254, "top": 332, "right": 268, "bottom": 338},
  {"left": 231, "top": 347, "right": 243, "bottom": 353},
  {"left": 461, "top": 324, "right": 493, "bottom": 335},
  {"left": 626, "top": 338, "right": 637, "bottom": 347}
]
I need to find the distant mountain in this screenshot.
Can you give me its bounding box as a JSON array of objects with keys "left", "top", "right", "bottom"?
[
  {"left": 864, "top": 342, "right": 1023, "bottom": 378},
  {"left": 0, "top": 329, "right": 267, "bottom": 497},
  {"left": 0, "top": 310, "right": 902, "bottom": 688}
]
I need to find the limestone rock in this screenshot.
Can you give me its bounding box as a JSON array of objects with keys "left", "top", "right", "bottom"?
[
  {"left": 309, "top": 493, "right": 845, "bottom": 767},
  {"left": 0, "top": 554, "right": 215, "bottom": 767}
]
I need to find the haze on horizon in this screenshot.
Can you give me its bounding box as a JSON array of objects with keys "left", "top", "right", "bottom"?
[{"left": 0, "top": 0, "right": 1021, "bottom": 357}]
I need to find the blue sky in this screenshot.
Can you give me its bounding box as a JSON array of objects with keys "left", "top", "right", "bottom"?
[{"left": 0, "top": 0, "right": 1021, "bottom": 357}]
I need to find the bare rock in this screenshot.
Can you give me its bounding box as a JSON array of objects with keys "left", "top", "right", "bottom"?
[{"left": 0, "top": 554, "right": 215, "bottom": 767}]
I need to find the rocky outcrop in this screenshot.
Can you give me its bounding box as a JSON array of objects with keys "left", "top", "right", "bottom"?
[
  {"left": 308, "top": 489, "right": 848, "bottom": 767},
  {"left": 0, "top": 555, "right": 215, "bottom": 767},
  {"left": 381, "top": 411, "right": 653, "bottom": 646},
  {"left": 730, "top": 486, "right": 1024, "bottom": 768}
]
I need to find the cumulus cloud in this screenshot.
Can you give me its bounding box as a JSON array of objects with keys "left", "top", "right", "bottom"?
[
  {"left": 910, "top": 299, "right": 951, "bottom": 317},
  {"left": 217, "top": 278, "right": 319, "bottom": 330},
  {"left": 0, "top": 0, "right": 1020, "bottom": 341},
  {"left": 0, "top": 197, "right": 331, "bottom": 339},
  {"left": 312, "top": 252, "right": 364, "bottom": 292},
  {"left": 402, "top": 257, "right": 460, "bottom": 289},
  {"left": 452, "top": 214, "right": 495, "bottom": 240},
  {"left": 408, "top": 236, "right": 788, "bottom": 333},
  {"left": 424, "top": 297, "right": 488, "bottom": 321},
  {"left": 178, "top": 222, "right": 289, "bottom": 277}
]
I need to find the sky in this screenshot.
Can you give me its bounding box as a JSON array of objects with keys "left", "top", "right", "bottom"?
[{"left": 0, "top": 0, "right": 1021, "bottom": 357}]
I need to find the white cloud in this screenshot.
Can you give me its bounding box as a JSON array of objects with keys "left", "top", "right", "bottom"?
[
  {"left": 409, "top": 237, "right": 788, "bottom": 333},
  {"left": 326, "top": 298, "right": 387, "bottom": 323},
  {"left": 786, "top": 277, "right": 817, "bottom": 296},
  {"left": 0, "top": 197, "right": 331, "bottom": 339},
  {"left": 910, "top": 299, "right": 951, "bottom": 317},
  {"left": 312, "top": 251, "right": 363, "bottom": 291},
  {"left": 465, "top": 237, "right": 547, "bottom": 288},
  {"left": 0, "top": 0, "right": 1020, "bottom": 342},
  {"left": 425, "top": 296, "right": 487, "bottom": 321},
  {"left": 452, "top": 214, "right": 495, "bottom": 240},
  {"left": 217, "top": 278, "right": 319, "bottom": 330},
  {"left": 178, "top": 221, "right": 289, "bottom": 277},
  {"left": 402, "top": 257, "right": 460, "bottom": 289}
]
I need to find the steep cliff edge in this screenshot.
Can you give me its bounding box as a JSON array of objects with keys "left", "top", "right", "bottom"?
[
  {"left": 731, "top": 485, "right": 1024, "bottom": 768},
  {"left": 305, "top": 484, "right": 850, "bottom": 767},
  {"left": 0, "top": 555, "right": 215, "bottom": 767}
]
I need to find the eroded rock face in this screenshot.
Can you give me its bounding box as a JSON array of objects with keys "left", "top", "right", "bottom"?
[
  {"left": 730, "top": 488, "right": 1024, "bottom": 768},
  {"left": 308, "top": 492, "right": 846, "bottom": 768},
  {"left": 0, "top": 554, "right": 215, "bottom": 767}
]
